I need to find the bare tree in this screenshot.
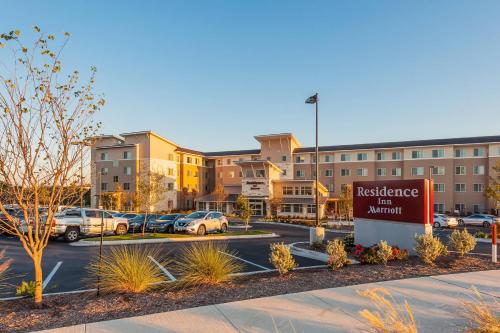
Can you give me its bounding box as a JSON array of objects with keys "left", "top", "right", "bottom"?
[
  {"left": 485, "top": 161, "right": 500, "bottom": 215},
  {"left": 0, "top": 28, "right": 102, "bottom": 306},
  {"left": 134, "top": 170, "right": 167, "bottom": 236},
  {"left": 236, "top": 194, "right": 253, "bottom": 231},
  {"left": 339, "top": 184, "right": 353, "bottom": 220},
  {"left": 268, "top": 194, "right": 283, "bottom": 219},
  {"left": 211, "top": 183, "right": 226, "bottom": 212}
]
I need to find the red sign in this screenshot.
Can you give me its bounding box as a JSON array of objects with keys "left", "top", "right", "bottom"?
[{"left": 353, "top": 179, "right": 433, "bottom": 224}]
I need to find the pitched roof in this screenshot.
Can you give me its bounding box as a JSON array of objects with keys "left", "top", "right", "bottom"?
[
  {"left": 293, "top": 135, "right": 500, "bottom": 153},
  {"left": 176, "top": 147, "right": 204, "bottom": 156}
]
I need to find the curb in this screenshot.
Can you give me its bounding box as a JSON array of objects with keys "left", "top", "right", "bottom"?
[
  {"left": 475, "top": 238, "right": 492, "bottom": 243},
  {"left": 229, "top": 225, "right": 253, "bottom": 230},
  {"left": 70, "top": 233, "right": 280, "bottom": 246},
  {"left": 254, "top": 221, "right": 353, "bottom": 234},
  {"left": 289, "top": 242, "right": 329, "bottom": 262}
]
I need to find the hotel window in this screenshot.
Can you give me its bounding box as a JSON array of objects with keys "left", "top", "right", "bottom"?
[
  {"left": 357, "top": 153, "right": 368, "bottom": 161},
  {"left": 431, "top": 166, "right": 445, "bottom": 176},
  {"left": 281, "top": 204, "right": 292, "bottom": 213},
  {"left": 168, "top": 154, "right": 174, "bottom": 161},
  {"left": 325, "top": 169, "right": 333, "bottom": 177},
  {"left": 194, "top": 171, "right": 199, "bottom": 177},
  {"left": 411, "top": 150, "right": 423, "bottom": 159},
  {"left": 327, "top": 183, "right": 334, "bottom": 192},
  {"left": 357, "top": 168, "right": 368, "bottom": 176},
  {"left": 176, "top": 155, "right": 180, "bottom": 162},
  {"left": 455, "top": 183, "right": 466, "bottom": 192},
  {"left": 473, "top": 165, "right": 485, "bottom": 175},
  {"left": 473, "top": 183, "right": 484, "bottom": 192},
  {"left": 124, "top": 166, "right": 132, "bottom": 175},
  {"left": 282, "top": 155, "right": 287, "bottom": 162},
  {"left": 229, "top": 171, "right": 235, "bottom": 178},
  {"left": 434, "top": 183, "right": 445, "bottom": 192},
  {"left": 123, "top": 183, "right": 130, "bottom": 191},
  {"left": 434, "top": 203, "right": 445, "bottom": 213},
  {"left": 294, "top": 187, "right": 300, "bottom": 195},
  {"left": 411, "top": 167, "right": 424, "bottom": 176},
  {"left": 376, "top": 152, "right": 385, "bottom": 161},
  {"left": 307, "top": 205, "right": 316, "bottom": 214},
  {"left": 376, "top": 168, "right": 386, "bottom": 176},
  {"left": 187, "top": 157, "right": 192, "bottom": 164},
  {"left": 301, "top": 187, "right": 313, "bottom": 195},
  {"left": 473, "top": 204, "right": 483, "bottom": 213},
  {"left": 455, "top": 166, "right": 466, "bottom": 175},
  {"left": 340, "top": 169, "right": 350, "bottom": 176},
  {"left": 392, "top": 152, "right": 401, "bottom": 160},
  {"left": 431, "top": 149, "right": 444, "bottom": 158},
  {"left": 245, "top": 169, "right": 254, "bottom": 178},
  {"left": 113, "top": 176, "right": 119, "bottom": 183},
  {"left": 391, "top": 168, "right": 402, "bottom": 176},
  {"left": 282, "top": 186, "right": 293, "bottom": 195},
  {"left": 283, "top": 170, "right": 287, "bottom": 176},
  {"left": 123, "top": 151, "right": 131, "bottom": 159},
  {"left": 255, "top": 169, "right": 265, "bottom": 178},
  {"left": 167, "top": 183, "right": 174, "bottom": 191},
  {"left": 217, "top": 159, "right": 222, "bottom": 166},
  {"left": 311, "top": 155, "right": 317, "bottom": 163},
  {"left": 296, "top": 170, "right": 305, "bottom": 177},
  {"left": 340, "top": 153, "right": 351, "bottom": 162},
  {"left": 454, "top": 149, "right": 465, "bottom": 158},
  {"left": 455, "top": 203, "right": 465, "bottom": 213},
  {"left": 226, "top": 159, "right": 231, "bottom": 165},
  {"left": 473, "top": 148, "right": 485, "bottom": 157},
  {"left": 101, "top": 183, "right": 107, "bottom": 191},
  {"left": 295, "top": 156, "right": 305, "bottom": 163},
  {"left": 100, "top": 152, "right": 108, "bottom": 161},
  {"left": 324, "top": 155, "right": 333, "bottom": 162},
  {"left": 167, "top": 168, "right": 174, "bottom": 176},
  {"left": 101, "top": 167, "right": 108, "bottom": 175}
]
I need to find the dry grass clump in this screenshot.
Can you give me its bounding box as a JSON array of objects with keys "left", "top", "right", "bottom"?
[
  {"left": 449, "top": 229, "right": 477, "bottom": 256},
  {"left": 176, "top": 241, "right": 242, "bottom": 287},
  {"left": 461, "top": 287, "right": 500, "bottom": 333},
  {"left": 326, "top": 239, "right": 349, "bottom": 270},
  {"left": 376, "top": 240, "right": 393, "bottom": 266},
  {"left": 87, "top": 245, "right": 167, "bottom": 293},
  {"left": 359, "top": 287, "right": 418, "bottom": 333},
  {"left": 0, "top": 249, "right": 12, "bottom": 287},
  {"left": 269, "top": 242, "right": 297, "bottom": 275},
  {"left": 414, "top": 233, "right": 448, "bottom": 265}
]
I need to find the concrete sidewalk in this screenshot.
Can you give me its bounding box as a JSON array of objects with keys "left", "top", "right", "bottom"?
[{"left": 38, "top": 270, "right": 499, "bottom": 333}]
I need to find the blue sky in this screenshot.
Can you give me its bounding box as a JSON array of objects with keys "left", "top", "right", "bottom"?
[{"left": 2, "top": 1, "right": 500, "bottom": 151}]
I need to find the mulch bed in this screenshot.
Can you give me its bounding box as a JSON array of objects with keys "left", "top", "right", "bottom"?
[{"left": 0, "top": 256, "right": 497, "bottom": 333}]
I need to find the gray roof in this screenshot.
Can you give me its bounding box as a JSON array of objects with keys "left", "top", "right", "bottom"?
[
  {"left": 293, "top": 135, "right": 500, "bottom": 153},
  {"left": 203, "top": 149, "right": 261, "bottom": 157}
]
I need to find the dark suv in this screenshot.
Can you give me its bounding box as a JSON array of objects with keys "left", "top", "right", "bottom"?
[{"left": 146, "top": 214, "right": 186, "bottom": 233}]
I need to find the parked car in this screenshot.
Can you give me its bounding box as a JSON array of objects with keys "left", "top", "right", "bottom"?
[
  {"left": 458, "top": 214, "right": 500, "bottom": 228},
  {"left": 128, "top": 214, "right": 162, "bottom": 232},
  {"left": 51, "top": 208, "right": 128, "bottom": 242},
  {"left": 174, "top": 211, "right": 228, "bottom": 235},
  {"left": 146, "top": 214, "right": 185, "bottom": 233},
  {"left": 433, "top": 214, "right": 458, "bottom": 228}
]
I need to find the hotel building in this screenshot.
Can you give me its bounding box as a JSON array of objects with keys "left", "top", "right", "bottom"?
[{"left": 91, "top": 132, "right": 500, "bottom": 217}]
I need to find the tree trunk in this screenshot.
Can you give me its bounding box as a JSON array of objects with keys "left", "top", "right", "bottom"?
[
  {"left": 142, "top": 212, "right": 148, "bottom": 237},
  {"left": 33, "top": 254, "right": 43, "bottom": 307}
]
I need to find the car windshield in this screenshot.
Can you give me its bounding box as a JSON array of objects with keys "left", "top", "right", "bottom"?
[
  {"left": 158, "top": 215, "right": 176, "bottom": 221},
  {"left": 186, "top": 212, "right": 207, "bottom": 219}
]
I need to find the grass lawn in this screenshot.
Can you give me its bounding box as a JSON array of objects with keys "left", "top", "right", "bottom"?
[{"left": 83, "top": 230, "right": 271, "bottom": 242}]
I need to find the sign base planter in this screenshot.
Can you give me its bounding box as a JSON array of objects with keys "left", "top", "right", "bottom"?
[
  {"left": 355, "top": 218, "right": 432, "bottom": 254},
  {"left": 310, "top": 226, "right": 325, "bottom": 245}
]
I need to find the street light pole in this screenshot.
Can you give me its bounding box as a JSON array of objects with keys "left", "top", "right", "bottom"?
[{"left": 315, "top": 93, "right": 319, "bottom": 228}]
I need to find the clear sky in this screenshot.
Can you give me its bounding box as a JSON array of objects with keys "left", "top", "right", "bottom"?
[{"left": 2, "top": 1, "right": 500, "bottom": 151}]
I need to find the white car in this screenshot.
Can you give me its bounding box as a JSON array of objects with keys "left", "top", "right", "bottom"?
[
  {"left": 458, "top": 214, "right": 500, "bottom": 228},
  {"left": 174, "top": 211, "right": 228, "bottom": 235},
  {"left": 433, "top": 214, "right": 458, "bottom": 228}
]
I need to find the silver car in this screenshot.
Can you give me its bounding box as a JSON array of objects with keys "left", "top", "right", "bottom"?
[
  {"left": 458, "top": 214, "right": 500, "bottom": 228},
  {"left": 433, "top": 214, "right": 458, "bottom": 228},
  {"left": 174, "top": 211, "right": 228, "bottom": 235}
]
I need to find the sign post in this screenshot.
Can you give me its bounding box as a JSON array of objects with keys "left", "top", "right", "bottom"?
[
  {"left": 353, "top": 179, "right": 433, "bottom": 253},
  {"left": 492, "top": 223, "right": 497, "bottom": 263}
]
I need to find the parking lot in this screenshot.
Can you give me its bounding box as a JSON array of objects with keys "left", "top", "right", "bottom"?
[{"left": 0, "top": 223, "right": 341, "bottom": 298}]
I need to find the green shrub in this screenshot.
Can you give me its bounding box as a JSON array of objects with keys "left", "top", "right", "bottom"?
[
  {"left": 343, "top": 233, "right": 355, "bottom": 248},
  {"left": 87, "top": 245, "right": 167, "bottom": 293},
  {"left": 269, "top": 242, "right": 297, "bottom": 275},
  {"left": 176, "top": 242, "right": 242, "bottom": 287},
  {"left": 16, "top": 281, "right": 36, "bottom": 297},
  {"left": 310, "top": 241, "right": 324, "bottom": 251},
  {"left": 376, "top": 241, "right": 393, "bottom": 266},
  {"left": 474, "top": 231, "right": 487, "bottom": 239},
  {"left": 449, "top": 229, "right": 477, "bottom": 256},
  {"left": 326, "top": 239, "right": 349, "bottom": 270},
  {"left": 414, "top": 233, "right": 448, "bottom": 265}
]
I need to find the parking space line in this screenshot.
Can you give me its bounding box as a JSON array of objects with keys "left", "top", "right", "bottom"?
[
  {"left": 218, "top": 251, "right": 271, "bottom": 271},
  {"left": 42, "top": 261, "right": 62, "bottom": 290},
  {"left": 148, "top": 256, "right": 177, "bottom": 281}
]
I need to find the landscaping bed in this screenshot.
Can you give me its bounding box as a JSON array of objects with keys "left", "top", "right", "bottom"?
[
  {"left": 0, "top": 256, "right": 497, "bottom": 333},
  {"left": 82, "top": 230, "right": 271, "bottom": 242}
]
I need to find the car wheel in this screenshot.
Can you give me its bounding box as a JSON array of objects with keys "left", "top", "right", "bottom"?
[
  {"left": 483, "top": 221, "right": 491, "bottom": 228},
  {"left": 433, "top": 222, "right": 440, "bottom": 229},
  {"left": 220, "top": 223, "right": 228, "bottom": 233},
  {"left": 166, "top": 225, "right": 174, "bottom": 234},
  {"left": 115, "top": 224, "right": 127, "bottom": 235},
  {"left": 64, "top": 227, "right": 80, "bottom": 242},
  {"left": 197, "top": 224, "right": 206, "bottom": 236},
  {"left": 458, "top": 219, "right": 465, "bottom": 227}
]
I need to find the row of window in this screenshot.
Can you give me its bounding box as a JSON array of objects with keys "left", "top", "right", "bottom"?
[
  {"left": 282, "top": 186, "right": 313, "bottom": 196},
  {"left": 433, "top": 183, "right": 485, "bottom": 193},
  {"left": 100, "top": 182, "right": 176, "bottom": 191},
  {"left": 281, "top": 204, "right": 316, "bottom": 214},
  {"left": 434, "top": 203, "right": 486, "bottom": 214}
]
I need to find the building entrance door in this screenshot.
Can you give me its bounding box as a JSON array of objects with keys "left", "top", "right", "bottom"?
[{"left": 249, "top": 199, "right": 265, "bottom": 216}]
